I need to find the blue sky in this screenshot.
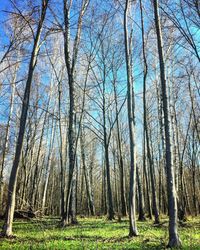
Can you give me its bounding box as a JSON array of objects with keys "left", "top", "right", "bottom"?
[
  {"left": 0, "top": 1, "right": 10, "bottom": 11},
  {"left": 0, "top": 1, "right": 11, "bottom": 47}
]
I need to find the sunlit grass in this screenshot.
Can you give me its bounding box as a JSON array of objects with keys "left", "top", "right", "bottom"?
[{"left": 0, "top": 216, "right": 199, "bottom": 249}]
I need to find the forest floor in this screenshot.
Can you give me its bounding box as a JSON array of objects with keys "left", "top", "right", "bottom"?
[{"left": 0, "top": 216, "right": 199, "bottom": 249}]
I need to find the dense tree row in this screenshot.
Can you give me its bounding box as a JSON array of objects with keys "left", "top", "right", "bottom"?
[{"left": 0, "top": 0, "right": 199, "bottom": 247}]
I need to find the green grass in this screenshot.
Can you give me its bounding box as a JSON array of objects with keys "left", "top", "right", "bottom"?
[{"left": 0, "top": 216, "right": 199, "bottom": 249}]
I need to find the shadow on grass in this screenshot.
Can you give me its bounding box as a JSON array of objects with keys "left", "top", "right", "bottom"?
[
  {"left": 0, "top": 228, "right": 172, "bottom": 250},
  {"left": 1, "top": 217, "right": 199, "bottom": 249},
  {"left": 63, "top": 235, "right": 132, "bottom": 243}
]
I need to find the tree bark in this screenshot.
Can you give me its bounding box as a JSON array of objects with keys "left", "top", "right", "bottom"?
[
  {"left": 102, "top": 71, "right": 114, "bottom": 220},
  {"left": 42, "top": 118, "right": 56, "bottom": 214},
  {"left": 80, "top": 128, "right": 95, "bottom": 216},
  {"left": 124, "top": 0, "right": 138, "bottom": 236},
  {"left": 137, "top": 165, "right": 145, "bottom": 221},
  {"left": 153, "top": 0, "right": 181, "bottom": 247}
]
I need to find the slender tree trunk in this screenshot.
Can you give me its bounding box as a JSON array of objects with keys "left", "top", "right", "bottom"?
[
  {"left": 192, "top": 129, "right": 197, "bottom": 216},
  {"left": 1, "top": 0, "right": 48, "bottom": 236},
  {"left": 30, "top": 103, "right": 49, "bottom": 211},
  {"left": 57, "top": 76, "right": 65, "bottom": 219},
  {"left": 0, "top": 72, "right": 16, "bottom": 214},
  {"left": 124, "top": 0, "right": 138, "bottom": 236},
  {"left": 137, "top": 165, "right": 145, "bottom": 221},
  {"left": 42, "top": 118, "right": 56, "bottom": 214},
  {"left": 143, "top": 135, "right": 152, "bottom": 219},
  {"left": 104, "top": 143, "right": 114, "bottom": 220},
  {"left": 146, "top": 115, "right": 160, "bottom": 224},
  {"left": 153, "top": 0, "right": 181, "bottom": 247},
  {"left": 102, "top": 76, "right": 114, "bottom": 220},
  {"left": 80, "top": 128, "right": 95, "bottom": 216},
  {"left": 179, "top": 110, "right": 192, "bottom": 219},
  {"left": 113, "top": 148, "right": 119, "bottom": 215},
  {"left": 113, "top": 78, "right": 127, "bottom": 217},
  {"left": 62, "top": 0, "right": 89, "bottom": 225}
]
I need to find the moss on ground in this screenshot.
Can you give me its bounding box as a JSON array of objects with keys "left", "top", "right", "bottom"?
[{"left": 0, "top": 216, "right": 199, "bottom": 249}]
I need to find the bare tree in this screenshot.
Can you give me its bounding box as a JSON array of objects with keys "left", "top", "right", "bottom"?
[
  {"left": 1, "top": 0, "right": 49, "bottom": 236},
  {"left": 153, "top": 0, "right": 181, "bottom": 247},
  {"left": 62, "top": 0, "right": 90, "bottom": 225},
  {"left": 124, "top": 0, "right": 138, "bottom": 237}
]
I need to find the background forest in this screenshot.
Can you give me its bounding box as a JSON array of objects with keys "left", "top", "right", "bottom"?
[{"left": 0, "top": 0, "right": 199, "bottom": 249}]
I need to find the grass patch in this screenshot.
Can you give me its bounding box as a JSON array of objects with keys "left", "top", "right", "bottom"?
[{"left": 0, "top": 216, "right": 199, "bottom": 249}]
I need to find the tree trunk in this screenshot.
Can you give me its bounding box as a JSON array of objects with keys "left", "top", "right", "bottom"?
[
  {"left": 0, "top": 71, "right": 16, "bottom": 214},
  {"left": 62, "top": 0, "right": 89, "bottom": 226},
  {"left": 146, "top": 115, "right": 160, "bottom": 224},
  {"left": 124, "top": 0, "right": 138, "bottom": 236},
  {"left": 80, "top": 128, "right": 95, "bottom": 216},
  {"left": 1, "top": 0, "right": 48, "bottom": 237},
  {"left": 113, "top": 78, "right": 127, "bottom": 217},
  {"left": 42, "top": 118, "right": 56, "bottom": 214},
  {"left": 153, "top": 0, "right": 181, "bottom": 247},
  {"left": 137, "top": 166, "right": 145, "bottom": 221}
]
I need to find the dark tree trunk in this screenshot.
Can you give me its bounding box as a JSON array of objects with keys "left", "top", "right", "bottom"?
[{"left": 137, "top": 166, "right": 146, "bottom": 221}]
